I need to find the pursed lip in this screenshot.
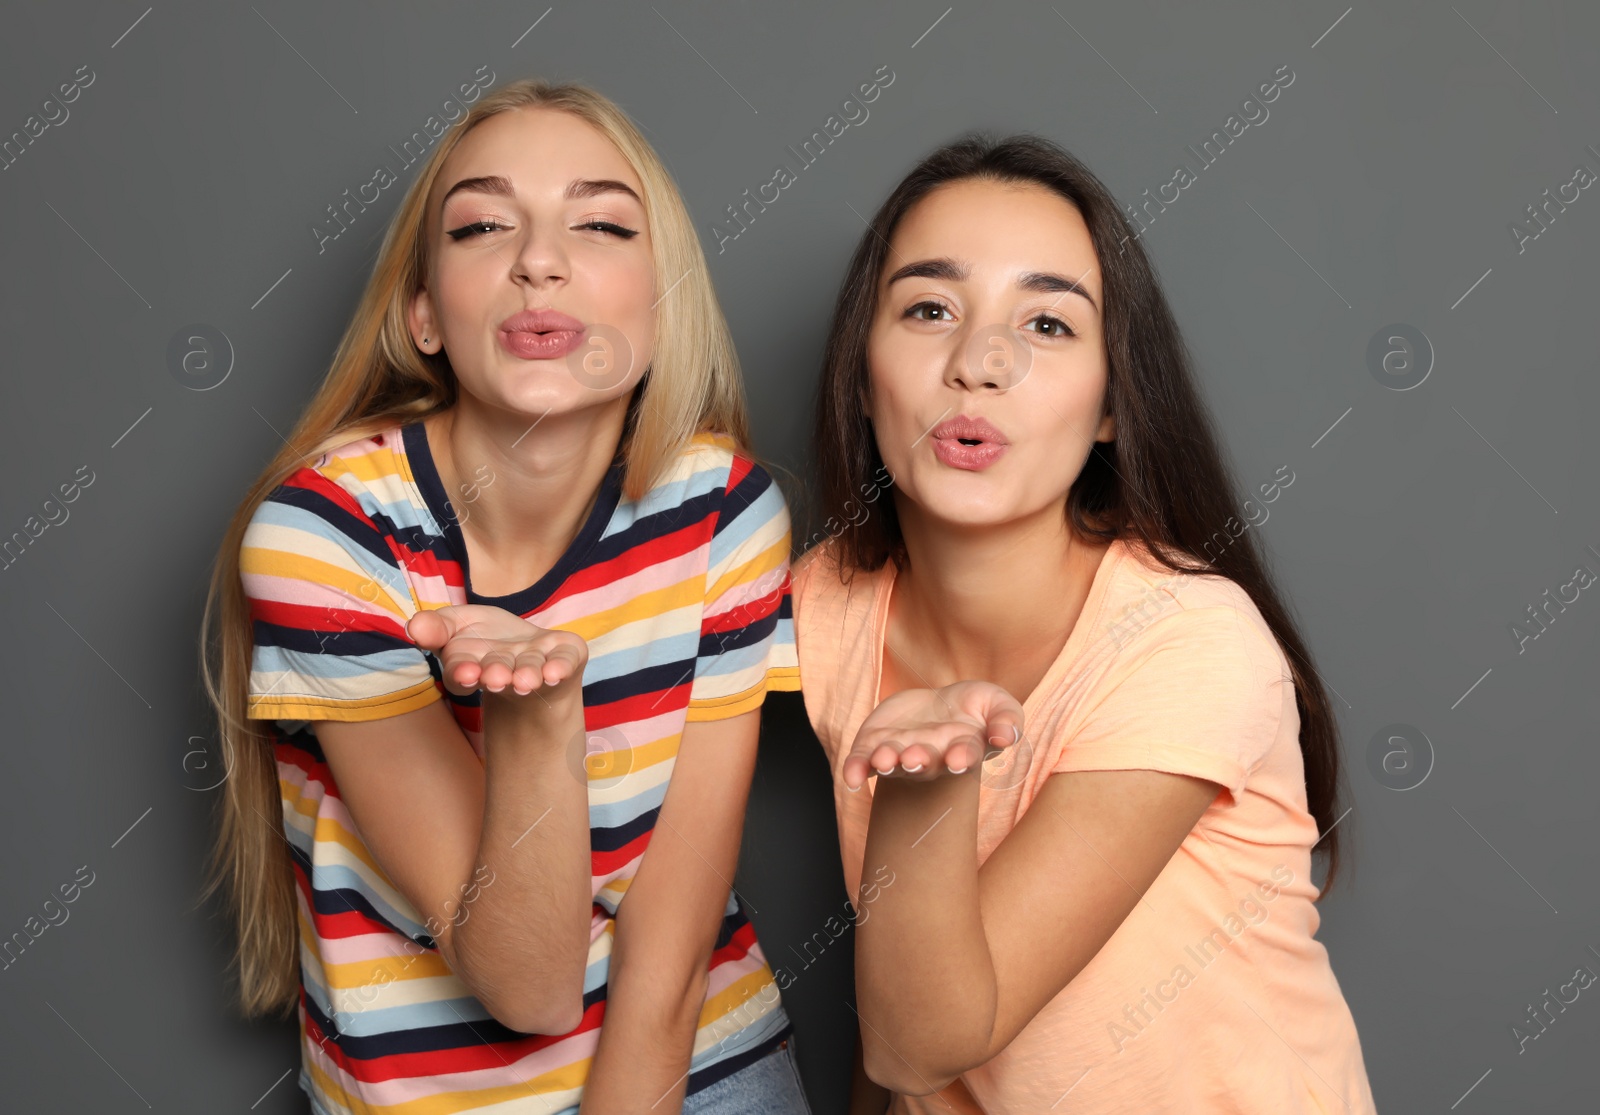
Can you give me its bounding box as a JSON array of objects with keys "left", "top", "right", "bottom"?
[
  {"left": 499, "top": 308, "right": 586, "bottom": 334},
  {"left": 931, "top": 415, "right": 1008, "bottom": 446}
]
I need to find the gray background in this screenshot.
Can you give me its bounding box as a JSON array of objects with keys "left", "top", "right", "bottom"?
[{"left": 2, "top": 0, "right": 1597, "bottom": 1110}]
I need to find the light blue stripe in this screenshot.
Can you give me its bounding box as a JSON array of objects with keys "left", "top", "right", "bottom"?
[
  {"left": 583, "top": 629, "right": 700, "bottom": 686},
  {"left": 707, "top": 478, "right": 784, "bottom": 570},
  {"left": 588, "top": 777, "right": 669, "bottom": 830}
]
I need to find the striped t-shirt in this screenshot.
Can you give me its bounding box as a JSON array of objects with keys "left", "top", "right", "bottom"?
[{"left": 240, "top": 418, "right": 801, "bottom": 1114}]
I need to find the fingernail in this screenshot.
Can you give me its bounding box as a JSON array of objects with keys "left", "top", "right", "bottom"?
[
  {"left": 902, "top": 763, "right": 924, "bottom": 773},
  {"left": 873, "top": 764, "right": 895, "bottom": 775},
  {"left": 948, "top": 765, "right": 968, "bottom": 775},
  {"left": 845, "top": 783, "right": 861, "bottom": 793}
]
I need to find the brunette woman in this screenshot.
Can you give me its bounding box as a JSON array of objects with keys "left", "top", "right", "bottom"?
[{"left": 792, "top": 134, "right": 1377, "bottom": 1113}]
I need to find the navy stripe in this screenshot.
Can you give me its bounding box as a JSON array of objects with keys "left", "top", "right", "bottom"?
[
  {"left": 712, "top": 463, "right": 773, "bottom": 537},
  {"left": 303, "top": 980, "right": 612, "bottom": 1057},
  {"left": 683, "top": 1024, "right": 793, "bottom": 1096},
  {"left": 591, "top": 804, "right": 660, "bottom": 855},
  {"left": 268, "top": 480, "right": 396, "bottom": 568}
]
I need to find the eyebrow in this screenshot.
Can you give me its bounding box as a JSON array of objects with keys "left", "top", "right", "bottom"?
[
  {"left": 884, "top": 258, "right": 1099, "bottom": 313},
  {"left": 439, "top": 175, "right": 643, "bottom": 208}
]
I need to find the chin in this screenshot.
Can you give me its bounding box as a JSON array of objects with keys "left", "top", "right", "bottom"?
[{"left": 913, "top": 492, "right": 1020, "bottom": 531}]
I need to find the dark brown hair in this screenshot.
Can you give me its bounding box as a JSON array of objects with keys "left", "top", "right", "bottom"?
[{"left": 810, "top": 132, "right": 1351, "bottom": 895}]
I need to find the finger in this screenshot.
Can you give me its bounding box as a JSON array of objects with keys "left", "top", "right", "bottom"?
[
  {"left": 539, "top": 640, "right": 584, "bottom": 686},
  {"left": 897, "top": 741, "right": 935, "bottom": 775},
  {"left": 476, "top": 648, "right": 521, "bottom": 692},
  {"left": 943, "top": 731, "right": 990, "bottom": 774},
  {"left": 867, "top": 741, "right": 905, "bottom": 777},
  {"left": 842, "top": 733, "right": 897, "bottom": 790},
  {"left": 435, "top": 650, "right": 483, "bottom": 697},
  {"left": 841, "top": 752, "right": 876, "bottom": 791},
  {"left": 982, "top": 695, "right": 1027, "bottom": 752},
  {"left": 510, "top": 648, "right": 550, "bottom": 694}
]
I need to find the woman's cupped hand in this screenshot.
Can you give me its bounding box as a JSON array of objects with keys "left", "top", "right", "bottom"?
[{"left": 842, "top": 680, "right": 1025, "bottom": 790}]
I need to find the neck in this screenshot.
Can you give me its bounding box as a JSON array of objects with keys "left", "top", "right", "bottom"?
[
  {"left": 425, "top": 394, "right": 631, "bottom": 594},
  {"left": 888, "top": 500, "right": 1110, "bottom": 700}
]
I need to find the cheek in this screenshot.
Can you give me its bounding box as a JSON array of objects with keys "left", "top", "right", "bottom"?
[{"left": 592, "top": 254, "right": 657, "bottom": 361}]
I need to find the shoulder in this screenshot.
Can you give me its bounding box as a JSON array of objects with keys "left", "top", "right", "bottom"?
[
  {"left": 634, "top": 431, "right": 787, "bottom": 523},
  {"left": 790, "top": 539, "right": 884, "bottom": 654},
  {"left": 1098, "top": 539, "right": 1287, "bottom": 693},
  {"left": 243, "top": 424, "right": 409, "bottom": 568},
  {"left": 256, "top": 424, "right": 408, "bottom": 516}
]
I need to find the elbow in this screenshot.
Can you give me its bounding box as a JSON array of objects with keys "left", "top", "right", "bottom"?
[
  {"left": 452, "top": 942, "right": 589, "bottom": 1036},
  {"left": 860, "top": 1034, "right": 964, "bottom": 1096},
  {"left": 477, "top": 973, "right": 588, "bottom": 1036},
  {"left": 493, "top": 997, "right": 586, "bottom": 1037}
]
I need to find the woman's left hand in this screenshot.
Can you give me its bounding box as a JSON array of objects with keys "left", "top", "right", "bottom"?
[{"left": 842, "top": 680, "right": 1025, "bottom": 790}]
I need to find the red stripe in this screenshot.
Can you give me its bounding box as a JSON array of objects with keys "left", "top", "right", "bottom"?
[
  {"left": 312, "top": 907, "right": 392, "bottom": 941},
  {"left": 318, "top": 999, "right": 607, "bottom": 1084},
  {"left": 542, "top": 516, "right": 713, "bottom": 605},
  {"left": 709, "top": 918, "right": 762, "bottom": 968},
  {"left": 591, "top": 827, "right": 654, "bottom": 876},
  {"left": 726, "top": 454, "right": 754, "bottom": 492},
  {"left": 251, "top": 596, "right": 412, "bottom": 641},
  {"left": 281, "top": 469, "right": 373, "bottom": 525},
  {"left": 702, "top": 582, "right": 785, "bottom": 637},
  {"left": 584, "top": 685, "right": 691, "bottom": 731}
]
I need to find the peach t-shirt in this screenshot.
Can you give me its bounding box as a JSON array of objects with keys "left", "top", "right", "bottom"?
[{"left": 791, "top": 537, "right": 1378, "bottom": 1114}]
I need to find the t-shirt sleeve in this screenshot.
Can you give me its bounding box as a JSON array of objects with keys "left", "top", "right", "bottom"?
[
  {"left": 686, "top": 457, "right": 801, "bottom": 722},
  {"left": 1053, "top": 606, "right": 1286, "bottom": 805},
  {"left": 240, "top": 470, "right": 442, "bottom": 726}
]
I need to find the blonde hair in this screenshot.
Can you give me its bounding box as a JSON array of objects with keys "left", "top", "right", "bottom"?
[{"left": 197, "top": 77, "right": 751, "bottom": 1017}]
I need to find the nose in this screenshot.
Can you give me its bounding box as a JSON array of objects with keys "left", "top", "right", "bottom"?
[
  {"left": 508, "top": 219, "right": 571, "bottom": 293},
  {"left": 943, "top": 323, "right": 1032, "bottom": 392}
]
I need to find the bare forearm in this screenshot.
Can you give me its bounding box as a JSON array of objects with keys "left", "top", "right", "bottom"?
[
  {"left": 451, "top": 699, "right": 593, "bottom": 1033},
  {"left": 578, "top": 921, "right": 709, "bottom": 1113},
  {"left": 856, "top": 771, "right": 996, "bottom": 1089}
]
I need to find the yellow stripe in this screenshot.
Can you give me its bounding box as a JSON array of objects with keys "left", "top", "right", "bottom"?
[
  {"left": 685, "top": 669, "right": 799, "bottom": 721},
  {"left": 323, "top": 448, "right": 406, "bottom": 490},
  {"left": 249, "top": 680, "right": 442, "bottom": 723},
  {"left": 312, "top": 813, "right": 393, "bottom": 879},
  {"left": 764, "top": 666, "right": 802, "bottom": 692},
  {"left": 241, "top": 545, "right": 410, "bottom": 622},
  {"left": 304, "top": 1050, "right": 590, "bottom": 1114},
  {"left": 323, "top": 948, "right": 453, "bottom": 990},
  {"left": 696, "top": 967, "right": 780, "bottom": 1029},
  {"left": 552, "top": 575, "right": 706, "bottom": 642},
  {"left": 706, "top": 536, "right": 788, "bottom": 604}
]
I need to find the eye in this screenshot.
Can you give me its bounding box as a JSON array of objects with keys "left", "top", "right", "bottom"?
[
  {"left": 577, "top": 220, "right": 640, "bottom": 239},
  {"left": 1025, "top": 312, "right": 1077, "bottom": 338},
  {"left": 445, "top": 220, "right": 508, "bottom": 241},
  {"left": 905, "top": 300, "right": 954, "bottom": 322}
]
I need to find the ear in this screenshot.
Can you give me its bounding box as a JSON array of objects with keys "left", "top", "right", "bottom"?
[
  {"left": 408, "top": 289, "right": 436, "bottom": 351},
  {"left": 1095, "top": 409, "right": 1116, "bottom": 443}
]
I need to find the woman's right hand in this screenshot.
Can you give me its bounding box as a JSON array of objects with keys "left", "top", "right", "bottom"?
[{"left": 407, "top": 604, "right": 588, "bottom": 701}]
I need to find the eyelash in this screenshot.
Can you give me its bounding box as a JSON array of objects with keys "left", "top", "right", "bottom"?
[
  {"left": 445, "top": 219, "right": 639, "bottom": 241},
  {"left": 904, "top": 300, "right": 1077, "bottom": 338}
]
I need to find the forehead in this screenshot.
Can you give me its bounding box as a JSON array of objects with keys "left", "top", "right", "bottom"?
[
  {"left": 886, "top": 179, "right": 1099, "bottom": 297},
  {"left": 434, "top": 107, "right": 644, "bottom": 205}
]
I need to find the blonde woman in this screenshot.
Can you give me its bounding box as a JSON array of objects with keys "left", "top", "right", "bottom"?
[{"left": 200, "top": 79, "right": 811, "bottom": 1114}]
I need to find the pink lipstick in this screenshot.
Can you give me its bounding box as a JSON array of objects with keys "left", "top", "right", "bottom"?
[
  {"left": 930, "top": 415, "right": 1008, "bottom": 471},
  {"left": 498, "top": 308, "right": 586, "bottom": 360}
]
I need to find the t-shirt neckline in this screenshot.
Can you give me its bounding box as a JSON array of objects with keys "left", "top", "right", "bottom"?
[
  {"left": 400, "top": 418, "right": 624, "bottom": 616},
  {"left": 870, "top": 537, "right": 1127, "bottom": 720}
]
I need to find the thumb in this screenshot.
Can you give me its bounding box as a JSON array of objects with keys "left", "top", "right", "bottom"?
[
  {"left": 406, "top": 607, "right": 451, "bottom": 650},
  {"left": 977, "top": 686, "right": 1025, "bottom": 751}
]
